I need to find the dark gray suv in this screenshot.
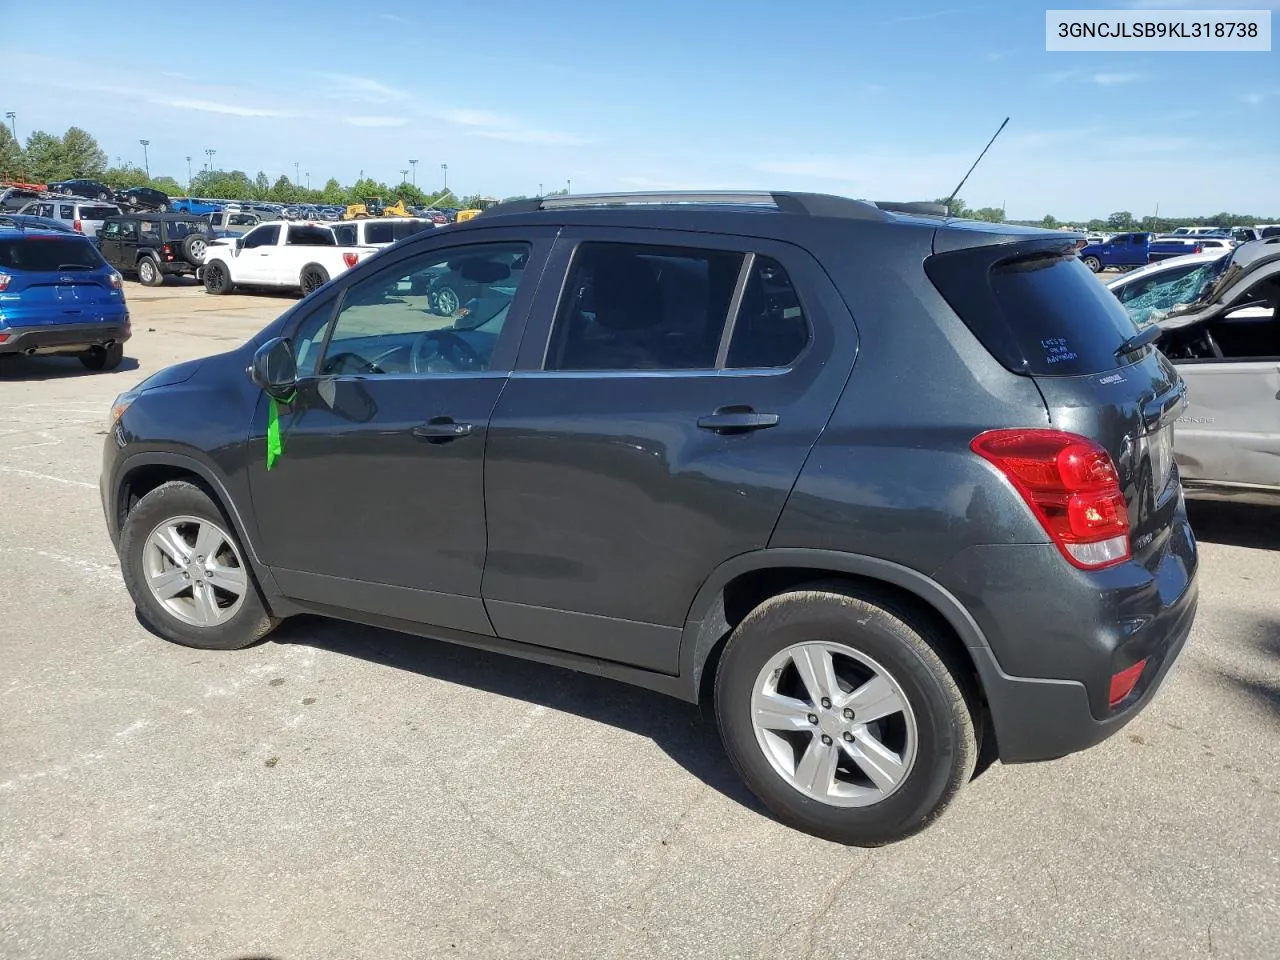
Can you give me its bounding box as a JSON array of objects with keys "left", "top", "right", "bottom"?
[{"left": 100, "top": 191, "right": 1199, "bottom": 845}]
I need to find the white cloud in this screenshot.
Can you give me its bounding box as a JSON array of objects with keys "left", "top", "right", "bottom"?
[
  {"left": 467, "top": 127, "right": 592, "bottom": 146},
  {"left": 429, "top": 108, "right": 515, "bottom": 128},
  {"left": 317, "top": 72, "right": 408, "bottom": 104},
  {"left": 1092, "top": 72, "right": 1143, "bottom": 86},
  {"left": 379, "top": 12, "right": 412, "bottom": 25},
  {"left": 343, "top": 115, "right": 408, "bottom": 128},
  {"left": 152, "top": 96, "right": 297, "bottom": 118},
  {"left": 1045, "top": 67, "right": 1146, "bottom": 86}
]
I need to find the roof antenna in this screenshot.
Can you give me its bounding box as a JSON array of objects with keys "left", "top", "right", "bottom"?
[{"left": 944, "top": 116, "right": 1009, "bottom": 215}]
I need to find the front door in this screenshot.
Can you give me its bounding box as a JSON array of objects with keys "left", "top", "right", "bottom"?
[
  {"left": 248, "top": 229, "right": 552, "bottom": 634},
  {"left": 236, "top": 224, "right": 281, "bottom": 283},
  {"left": 481, "top": 229, "right": 859, "bottom": 673},
  {"left": 98, "top": 220, "right": 127, "bottom": 268},
  {"left": 1175, "top": 307, "right": 1280, "bottom": 488}
]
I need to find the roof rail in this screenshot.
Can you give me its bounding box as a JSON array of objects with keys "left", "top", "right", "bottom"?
[
  {"left": 873, "top": 200, "right": 949, "bottom": 217},
  {"left": 479, "top": 191, "right": 890, "bottom": 221}
]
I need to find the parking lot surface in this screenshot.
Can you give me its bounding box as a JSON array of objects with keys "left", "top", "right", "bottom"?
[{"left": 2, "top": 280, "right": 1278, "bottom": 960}]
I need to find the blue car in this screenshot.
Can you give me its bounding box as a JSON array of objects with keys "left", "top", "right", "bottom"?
[{"left": 0, "top": 225, "right": 131, "bottom": 371}]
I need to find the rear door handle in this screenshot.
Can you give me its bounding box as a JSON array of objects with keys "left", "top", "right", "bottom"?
[
  {"left": 412, "top": 418, "right": 474, "bottom": 442},
  {"left": 696, "top": 408, "right": 779, "bottom": 434}
]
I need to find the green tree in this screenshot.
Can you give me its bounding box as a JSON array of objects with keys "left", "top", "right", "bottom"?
[
  {"left": 933, "top": 196, "right": 971, "bottom": 218},
  {"left": 24, "top": 130, "right": 67, "bottom": 182},
  {"left": 320, "top": 177, "right": 345, "bottom": 204},
  {"left": 102, "top": 164, "right": 149, "bottom": 189},
  {"left": 189, "top": 169, "right": 255, "bottom": 200},
  {"left": 1041, "top": 214, "right": 1059, "bottom": 229},
  {"left": 61, "top": 126, "right": 107, "bottom": 179},
  {"left": 269, "top": 175, "right": 297, "bottom": 202},
  {"left": 970, "top": 206, "right": 1005, "bottom": 223},
  {"left": 1106, "top": 210, "right": 1133, "bottom": 230},
  {"left": 0, "top": 125, "right": 24, "bottom": 180},
  {"left": 150, "top": 176, "right": 183, "bottom": 196},
  {"left": 253, "top": 171, "right": 271, "bottom": 200}
]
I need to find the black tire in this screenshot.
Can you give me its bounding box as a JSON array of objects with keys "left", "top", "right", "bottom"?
[
  {"left": 181, "top": 233, "right": 208, "bottom": 265},
  {"left": 80, "top": 342, "right": 124, "bottom": 371},
  {"left": 203, "top": 260, "right": 233, "bottom": 295},
  {"left": 714, "top": 584, "right": 977, "bottom": 846},
  {"left": 137, "top": 256, "right": 163, "bottom": 287},
  {"left": 300, "top": 265, "right": 329, "bottom": 296},
  {"left": 1082, "top": 255, "right": 1102, "bottom": 273},
  {"left": 119, "top": 481, "right": 278, "bottom": 651}
]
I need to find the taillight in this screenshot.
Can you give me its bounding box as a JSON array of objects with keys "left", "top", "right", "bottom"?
[
  {"left": 343, "top": 252, "right": 358, "bottom": 268},
  {"left": 0, "top": 272, "right": 10, "bottom": 291},
  {"left": 108, "top": 271, "right": 123, "bottom": 290},
  {"left": 971, "top": 429, "right": 1131, "bottom": 570},
  {"left": 1193, "top": 244, "right": 1202, "bottom": 253},
  {"left": 74, "top": 219, "right": 82, "bottom": 233}
]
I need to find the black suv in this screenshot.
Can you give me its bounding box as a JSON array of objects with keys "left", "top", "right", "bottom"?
[
  {"left": 46, "top": 179, "right": 115, "bottom": 201},
  {"left": 97, "top": 213, "right": 212, "bottom": 286},
  {"left": 100, "top": 191, "right": 1199, "bottom": 845},
  {"left": 114, "top": 186, "right": 172, "bottom": 212}
]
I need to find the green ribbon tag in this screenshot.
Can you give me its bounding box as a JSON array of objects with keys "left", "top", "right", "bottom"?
[{"left": 265, "top": 392, "right": 296, "bottom": 471}]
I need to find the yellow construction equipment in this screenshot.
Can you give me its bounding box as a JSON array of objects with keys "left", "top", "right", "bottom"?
[{"left": 342, "top": 197, "right": 414, "bottom": 220}]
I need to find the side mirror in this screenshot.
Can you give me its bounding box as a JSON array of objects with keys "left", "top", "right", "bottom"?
[
  {"left": 235, "top": 237, "right": 245, "bottom": 250},
  {"left": 248, "top": 337, "right": 297, "bottom": 399}
]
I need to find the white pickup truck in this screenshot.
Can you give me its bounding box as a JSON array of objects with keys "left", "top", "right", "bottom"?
[{"left": 199, "top": 221, "right": 376, "bottom": 296}]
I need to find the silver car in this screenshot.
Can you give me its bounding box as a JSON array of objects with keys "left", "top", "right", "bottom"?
[
  {"left": 18, "top": 198, "right": 123, "bottom": 237},
  {"left": 1108, "top": 240, "right": 1280, "bottom": 505}
]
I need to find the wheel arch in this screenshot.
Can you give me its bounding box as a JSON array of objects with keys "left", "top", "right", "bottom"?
[
  {"left": 111, "top": 451, "right": 280, "bottom": 601},
  {"left": 678, "top": 549, "right": 994, "bottom": 708}
]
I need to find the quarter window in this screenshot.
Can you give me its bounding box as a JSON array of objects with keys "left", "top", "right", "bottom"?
[
  {"left": 315, "top": 242, "right": 531, "bottom": 376},
  {"left": 725, "top": 255, "right": 811, "bottom": 368}
]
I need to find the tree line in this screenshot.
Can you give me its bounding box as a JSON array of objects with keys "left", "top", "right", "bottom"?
[{"left": 3, "top": 124, "right": 1274, "bottom": 224}]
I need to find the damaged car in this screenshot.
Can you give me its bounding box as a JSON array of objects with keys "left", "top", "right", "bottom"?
[{"left": 1108, "top": 239, "right": 1280, "bottom": 505}]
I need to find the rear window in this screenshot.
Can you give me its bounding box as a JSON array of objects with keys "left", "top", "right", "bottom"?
[
  {"left": 926, "top": 246, "right": 1143, "bottom": 376},
  {"left": 80, "top": 206, "right": 119, "bottom": 221},
  {"left": 166, "top": 220, "right": 207, "bottom": 238},
  {"left": 0, "top": 236, "right": 106, "bottom": 272}
]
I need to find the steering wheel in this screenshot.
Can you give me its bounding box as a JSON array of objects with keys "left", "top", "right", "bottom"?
[
  {"left": 1200, "top": 328, "right": 1225, "bottom": 359},
  {"left": 411, "top": 329, "right": 483, "bottom": 373}
]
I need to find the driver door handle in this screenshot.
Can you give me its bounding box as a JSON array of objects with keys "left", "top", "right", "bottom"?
[
  {"left": 696, "top": 407, "right": 779, "bottom": 434},
  {"left": 412, "top": 418, "right": 474, "bottom": 442}
]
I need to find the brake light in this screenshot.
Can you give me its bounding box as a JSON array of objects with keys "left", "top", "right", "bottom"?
[
  {"left": 73, "top": 219, "right": 82, "bottom": 233},
  {"left": 1193, "top": 244, "right": 1202, "bottom": 253},
  {"left": 108, "top": 271, "right": 123, "bottom": 290},
  {"left": 971, "top": 429, "right": 1131, "bottom": 569},
  {"left": 0, "top": 333, "right": 8, "bottom": 342},
  {"left": 1109, "top": 658, "right": 1148, "bottom": 707},
  {"left": 0, "top": 272, "right": 9, "bottom": 291},
  {"left": 343, "top": 252, "right": 358, "bottom": 268}
]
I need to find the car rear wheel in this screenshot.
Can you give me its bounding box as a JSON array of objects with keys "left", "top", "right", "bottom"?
[
  {"left": 715, "top": 584, "right": 977, "bottom": 846},
  {"left": 300, "top": 265, "right": 329, "bottom": 295},
  {"left": 203, "top": 261, "right": 232, "bottom": 295},
  {"left": 119, "top": 481, "right": 278, "bottom": 650},
  {"left": 433, "top": 286, "right": 460, "bottom": 316},
  {"left": 1082, "top": 255, "right": 1102, "bottom": 273},
  {"left": 137, "top": 257, "right": 162, "bottom": 287},
  {"left": 80, "top": 342, "right": 124, "bottom": 372}
]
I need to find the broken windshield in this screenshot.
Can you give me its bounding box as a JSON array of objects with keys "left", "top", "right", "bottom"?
[{"left": 1117, "top": 259, "right": 1227, "bottom": 326}]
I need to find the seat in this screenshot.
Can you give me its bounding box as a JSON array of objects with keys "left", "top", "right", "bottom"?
[{"left": 559, "top": 253, "right": 666, "bottom": 370}]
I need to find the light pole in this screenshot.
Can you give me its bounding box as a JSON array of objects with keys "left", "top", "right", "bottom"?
[
  {"left": 566, "top": 178, "right": 571, "bottom": 194},
  {"left": 204, "top": 148, "right": 215, "bottom": 172},
  {"left": 306, "top": 172, "right": 311, "bottom": 191},
  {"left": 185, "top": 155, "right": 192, "bottom": 186},
  {"left": 409, "top": 159, "right": 417, "bottom": 186},
  {"left": 400, "top": 168, "right": 408, "bottom": 187},
  {"left": 139, "top": 140, "right": 150, "bottom": 179},
  {"left": 294, "top": 161, "right": 300, "bottom": 185},
  {"left": 5, "top": 112, "right": 17, "bottom": 178},
  {"left": 441, "top": 162, "right": 447, "bottom": 191},
  {"left": 538, "top": 182, "right": 543, "bottom": 196}
]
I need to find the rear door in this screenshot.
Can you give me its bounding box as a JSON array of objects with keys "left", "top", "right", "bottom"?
[
  {"left": 278, "top": 224, "right": 336, "bottom": 284},
  {"left": 481, "top": 228, "right": 857, "bottom": 673}
]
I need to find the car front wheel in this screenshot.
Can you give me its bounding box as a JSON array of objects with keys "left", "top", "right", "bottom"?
[
  {"left": 715, "top": 585, "right": 977, "bottom": 846},
  {"left": 203, "top": 261, "right": 233, "bottom": 295},
  {"left": 1082, "top": 255, "right": 1102, "bottom": 273},
  {"left": 119, "top": 481, "right": 278, "bottom": 650}
]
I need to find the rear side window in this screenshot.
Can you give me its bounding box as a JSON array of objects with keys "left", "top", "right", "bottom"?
[
  {"left": 927, "top": 247, "right": 1142, "bottom": 376},
  {"left": 330, "top": 223, "right": 357, "bottom": 245},
  {"left": 287, "top": 225, "right": 335, "bottom": 246},
  {"left": 59, "top": 204, "right": 75, "bottom": 219},
  {"left": 0, "top": 236, "right": 106, "bottom": 271},
  {"left": 726, "top": 255, "right": 810, "bottom": 368},
  {"left": 80, "top": 206, "right": 119, "bottom": 221},
  {"left": 364, "top": 222, "right": 394, "bottom": 245}
]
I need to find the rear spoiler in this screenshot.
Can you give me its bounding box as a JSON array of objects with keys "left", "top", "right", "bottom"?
[{"left": 873, "top": 200, "right": 949, "bottom": 217}]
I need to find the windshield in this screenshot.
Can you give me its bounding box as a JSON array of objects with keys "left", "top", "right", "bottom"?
[{"left": 1116, "top": 258, "right": 1229, "bottom": 326}]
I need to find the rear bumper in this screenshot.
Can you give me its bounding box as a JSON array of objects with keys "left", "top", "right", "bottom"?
[
  {"left": 0, "top": 320, "right": 131, "bottom": 356},
  {"left": 933, "top": 501, "right": 1200, "bottom": 763}
]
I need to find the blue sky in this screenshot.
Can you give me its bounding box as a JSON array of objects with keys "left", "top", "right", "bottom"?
[{"left": 3, "top": 0, "right": 1277, "bottom": 219}]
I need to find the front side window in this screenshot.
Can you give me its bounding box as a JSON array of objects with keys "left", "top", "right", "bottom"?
[
  {"left": 315, "top": 242, "right": 531, "bottom": 376},
  {"left": 546, "top": 242, "right": 743, "bottom": 371},
  {"left": 242, "top": 224, "right": 280, "bottom": 248},
  {"left": 100, "top": 221, "right": 123, "bottom": 239}
]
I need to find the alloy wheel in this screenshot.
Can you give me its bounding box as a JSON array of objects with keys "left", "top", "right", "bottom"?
[
  {"left": 142, "top": 515, "right": 248, "bottom": 627},
  {"left": 751, "top": 641, "right": 918, "bottom": 807}
]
